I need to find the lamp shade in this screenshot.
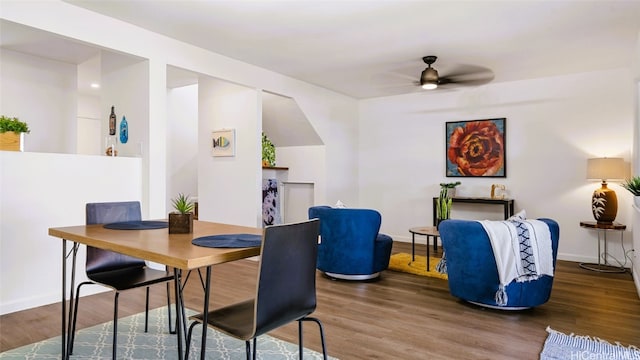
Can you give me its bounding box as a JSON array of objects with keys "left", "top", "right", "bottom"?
[{"left": 586, "top": 157, "right": 625, "bottom": 181}]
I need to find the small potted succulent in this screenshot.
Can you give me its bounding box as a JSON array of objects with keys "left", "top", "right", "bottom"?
[
  {"left": 621, "top": 176, "right": 640, "bottom": 208},
  {"left": 169, "top": 193, "right": 195, "bottom": 234},
  {"left": 0, "top": 115, "right": 30, "bottom": 151}
]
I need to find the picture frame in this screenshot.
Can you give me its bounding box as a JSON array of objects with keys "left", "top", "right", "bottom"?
[
  {"left": 445, "top": 118, "right": 506, "bottom": 177},
  {"left": 211, "top": 129, "right": 235, "bottom": 157}
]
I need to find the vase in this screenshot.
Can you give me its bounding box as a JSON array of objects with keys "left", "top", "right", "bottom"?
[
  {"left": 436, "top": 217, "right": 448, "bottom": 230},
  {"left": 169, "top": 212, "right": 193, "bottom": 234},
  {"left": 447, "top": 188, "right": 456, "bottom": 198},
  {"left": 0, "top": 132, "right": 23, "bottom": 151}
]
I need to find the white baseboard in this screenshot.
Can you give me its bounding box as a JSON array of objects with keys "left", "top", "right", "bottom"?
[{"left": 0, "top": 286, "right": 108, "bottom": 316}]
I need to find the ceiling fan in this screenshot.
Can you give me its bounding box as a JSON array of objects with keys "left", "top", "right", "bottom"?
[{"left": 419, "top": 55, "right": 494, "bottom": 90}]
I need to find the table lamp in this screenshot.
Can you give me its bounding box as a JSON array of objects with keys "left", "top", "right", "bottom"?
[{"left": 587, "top": 157, "right": 625, "bottom": 224}]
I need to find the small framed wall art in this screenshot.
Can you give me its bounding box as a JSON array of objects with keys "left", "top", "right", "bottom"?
[
  {"left": 211, "top": 129, "right": 235, "bottom": 157},
  {"left": 445, "top": 118, "right": 506, "bottom": 177}
]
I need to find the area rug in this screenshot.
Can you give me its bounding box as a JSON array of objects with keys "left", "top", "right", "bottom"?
[
  {"left": 540, "top": 326, "right": 640, "bottom": 360},
  {"left": 0, "top": 306, "right": 333, "bottom": 359},
  {"left": 387, "top": 252, "right": 448, "bottom": 280}
]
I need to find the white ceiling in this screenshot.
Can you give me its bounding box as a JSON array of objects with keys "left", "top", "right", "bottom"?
[{"left": 62, "top": 0, "right": 640, "bottom": 99}]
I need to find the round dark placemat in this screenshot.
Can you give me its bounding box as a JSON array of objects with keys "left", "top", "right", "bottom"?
[
  {"left": 103, "top": 220, "right": 169, "bottom": 230},
  {"left": 192, "top": 233, "right": 262, "bottom": 248}
]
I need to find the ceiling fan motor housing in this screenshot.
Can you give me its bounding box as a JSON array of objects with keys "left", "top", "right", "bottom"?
[
  {"left": 421, "top": 67, "right": 439, "bottom": 86},
  {"left": 421, "top": 55, "right": 439, "bottom": 88}
]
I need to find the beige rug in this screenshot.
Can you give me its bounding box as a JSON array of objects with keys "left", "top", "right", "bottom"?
[{"left": 388, "top": 252, "right": 448, "bottom": 280}]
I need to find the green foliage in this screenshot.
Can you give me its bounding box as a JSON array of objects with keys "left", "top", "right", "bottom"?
[
  {"left": 262, "top": 132, "right": 276, "bottom": 166},
  {"left": 437, "top": 182, "right": 460, "bottom": 220},
  {"left": 171, "top": 193, "right": 195, "bottom": 214},
  {"left": 439, "top": 181, "right": 461, "bottom": 189},
  {"left": 621, "top": 176, "right": 640, "bottom": 196},
  {"left": 0, "top": 115, "right": 30, "bottom": 133}
]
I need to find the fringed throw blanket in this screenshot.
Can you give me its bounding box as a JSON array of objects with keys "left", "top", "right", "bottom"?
[{"left": 479, "top": 218, "right": 554, "bottom": 306}]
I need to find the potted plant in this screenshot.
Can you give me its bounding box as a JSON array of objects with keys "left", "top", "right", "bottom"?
[
  {"left": 262, "top": 132, "right": 275, "bottom": 167},
  {"left": 169, "top": 193, "right": 195, "bottom": 234},
  {"left": 0, "top": 115, "right": 30, "bottom": 151},
  {"left": 436, "top": 181, "right": 461, "bottom": 228},
  {"left": 621, "top": 176, "right": 640, "bottom": 208}
]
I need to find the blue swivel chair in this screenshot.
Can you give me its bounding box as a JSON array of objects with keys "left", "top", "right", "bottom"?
[
  {"left": 308, "top": 206, "right": 393, "bottom": 280},
  {"left": 438, "top": 218, "right": 560, "bottom": 309}
]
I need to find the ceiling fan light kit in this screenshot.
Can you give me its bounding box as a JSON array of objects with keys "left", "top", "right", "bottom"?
[
  {"left": 418, "top": 55, "right": 494, "bottom": 91},
  {"left": 420, "top": 56, "right": 439, "bottom": 90}
]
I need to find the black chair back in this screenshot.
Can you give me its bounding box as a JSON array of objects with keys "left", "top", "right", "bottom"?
[
  {"left": 253, "top": 219, "right": 320, "bottom": 337},
  {"left": 85, "top": 201, "right": 145, "bottom": 274}
]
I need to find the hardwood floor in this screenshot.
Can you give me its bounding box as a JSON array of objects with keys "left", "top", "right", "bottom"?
[{"left": 1, "top": 241, "right": 638, "bottom": 359}]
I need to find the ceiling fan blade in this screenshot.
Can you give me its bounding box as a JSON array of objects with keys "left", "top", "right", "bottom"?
[
  {"left": 438, "top": 64, "right": 494, "bottom": 87},
  {"left": 439, "top": 75, "right": 494, "bottom": 87}
]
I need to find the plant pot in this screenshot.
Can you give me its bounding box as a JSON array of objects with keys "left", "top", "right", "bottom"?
[
  {"left": 169, "top": 212, "right": 193, "bottom": 234},
  {"left": 635, "top": 196, "right": 640, "bottom": 209},
  {"left": 446, "top": 188, "right": 456, "bottom": 198},
  {"left": 0, "top": 132, "right": 23, "bottom": 151},
  {"left": 436, "top": 218, "right": 448, "bottom": 230}
]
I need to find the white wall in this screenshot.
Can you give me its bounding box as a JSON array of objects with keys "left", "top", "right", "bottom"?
[
  {"left": 0, "top": 152, "right": 142, "bottom": 314},
  {"left": 631, "top": 30, "right": 640, "bottom": 296},
  {"left": 359, "top": 67, "right": 636, "bottom": 265},
  {"left": 277, "top": 145, "right": 326, "bottom": 208},
  {"left": 77, "top": 55, "right": 102, "bottom": 155},
  {"left": 197, "top": 78, "right": 262, "bottom": 227},
  {"left": 167, "top": 84, "right": 199, "bottom": 211},
  {"left": 0, "top": 49, "right": 76, "bottom": 153}
]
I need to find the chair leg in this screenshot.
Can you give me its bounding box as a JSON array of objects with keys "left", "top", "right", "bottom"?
[
  {"left": 69, "top": 281, "right": 92, "bottom": 355},
  {"left": 145, "top": 287, "right": 150, "bottom": 333},
  {"left": 246, "top": 338, "right": 256, "bottom": 360},
  {"left": 300, "top": 317, "right": 327, "bottom": 360},
  {"left": 298, "top": 320, "right": 304, "bottom": 360},
  {"left": 112, "top": 292, "right": 120, "bottom": 360},
  {"left": 166, "top": 282, "right": 175, "bottom": 334},
  {"left": 185, "top": 321, "right": 199, "bottom": 360},
  {"left": 253, "top": 337, "right": 258, "bottom": 360}
]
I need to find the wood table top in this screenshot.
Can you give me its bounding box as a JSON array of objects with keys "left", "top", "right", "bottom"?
[
  {"left": 409, "top": 226, "right": 439, "bottom": 236},
  {"left": 49, "top": 220, "right": 262, "bottom": 270},
  {"left": 579, "top": 221, "right": 626, "bottom": 230}
]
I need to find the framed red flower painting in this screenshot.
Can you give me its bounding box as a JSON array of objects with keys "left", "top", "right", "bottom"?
[{"left": 445, "top": 118, "right": 506, "bottom": 177}]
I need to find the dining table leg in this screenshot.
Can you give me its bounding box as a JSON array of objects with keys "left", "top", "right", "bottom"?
[
  {"left": 61, "top": 240, "right": 67, "bottom": 360},
  {"left": 173, "top": 269, "right": 185, "bottom": 360},
  {"left": 200, "top": 266, "right": 212, "bottom": 360},
  {"left": 61, "top": 240, "right": 79, "bottom": 360}
]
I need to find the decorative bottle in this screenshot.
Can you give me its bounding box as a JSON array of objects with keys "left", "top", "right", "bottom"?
[
  {"left": 119, "top": 116, "right": 128, "bottom": 144},
  {"left": 109, "top": 106, "right": 116, "bottom": 136}
]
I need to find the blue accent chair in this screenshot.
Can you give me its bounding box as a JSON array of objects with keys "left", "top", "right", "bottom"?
[
  {"left": 438, "top": 218, "right": 560, "bottom": 309},
  {"left": 308, "top": 206, "right": 393, "bottom": 280}
]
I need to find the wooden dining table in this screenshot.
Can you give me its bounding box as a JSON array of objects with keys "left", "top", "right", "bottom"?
[{"left": 49, "top": 220, "right": 263, "bottom": 360}]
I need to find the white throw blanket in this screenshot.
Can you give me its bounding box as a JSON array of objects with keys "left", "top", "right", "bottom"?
[{"left": 479, "top": 219, "right": 554, "bottom": 306}]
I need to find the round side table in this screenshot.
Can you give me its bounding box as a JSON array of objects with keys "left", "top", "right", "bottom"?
[
  {"left": 578, "top": 221, "right": 626, "bottom": 273},
  {"left": 408, "top": 226, "right": 439, "bottom": 271}
]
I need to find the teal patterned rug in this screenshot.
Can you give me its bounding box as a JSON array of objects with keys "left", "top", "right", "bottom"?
[
  {"left": 0, "top": 307, "right": 331, "bottom": 359},
  {"left": 540, "top": 327, "right": 639, "bottom": 360}
]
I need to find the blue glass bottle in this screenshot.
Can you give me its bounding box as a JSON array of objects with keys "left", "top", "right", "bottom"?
[{"left": 119, "top": 116, "right": 128, "bottom": 144}]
